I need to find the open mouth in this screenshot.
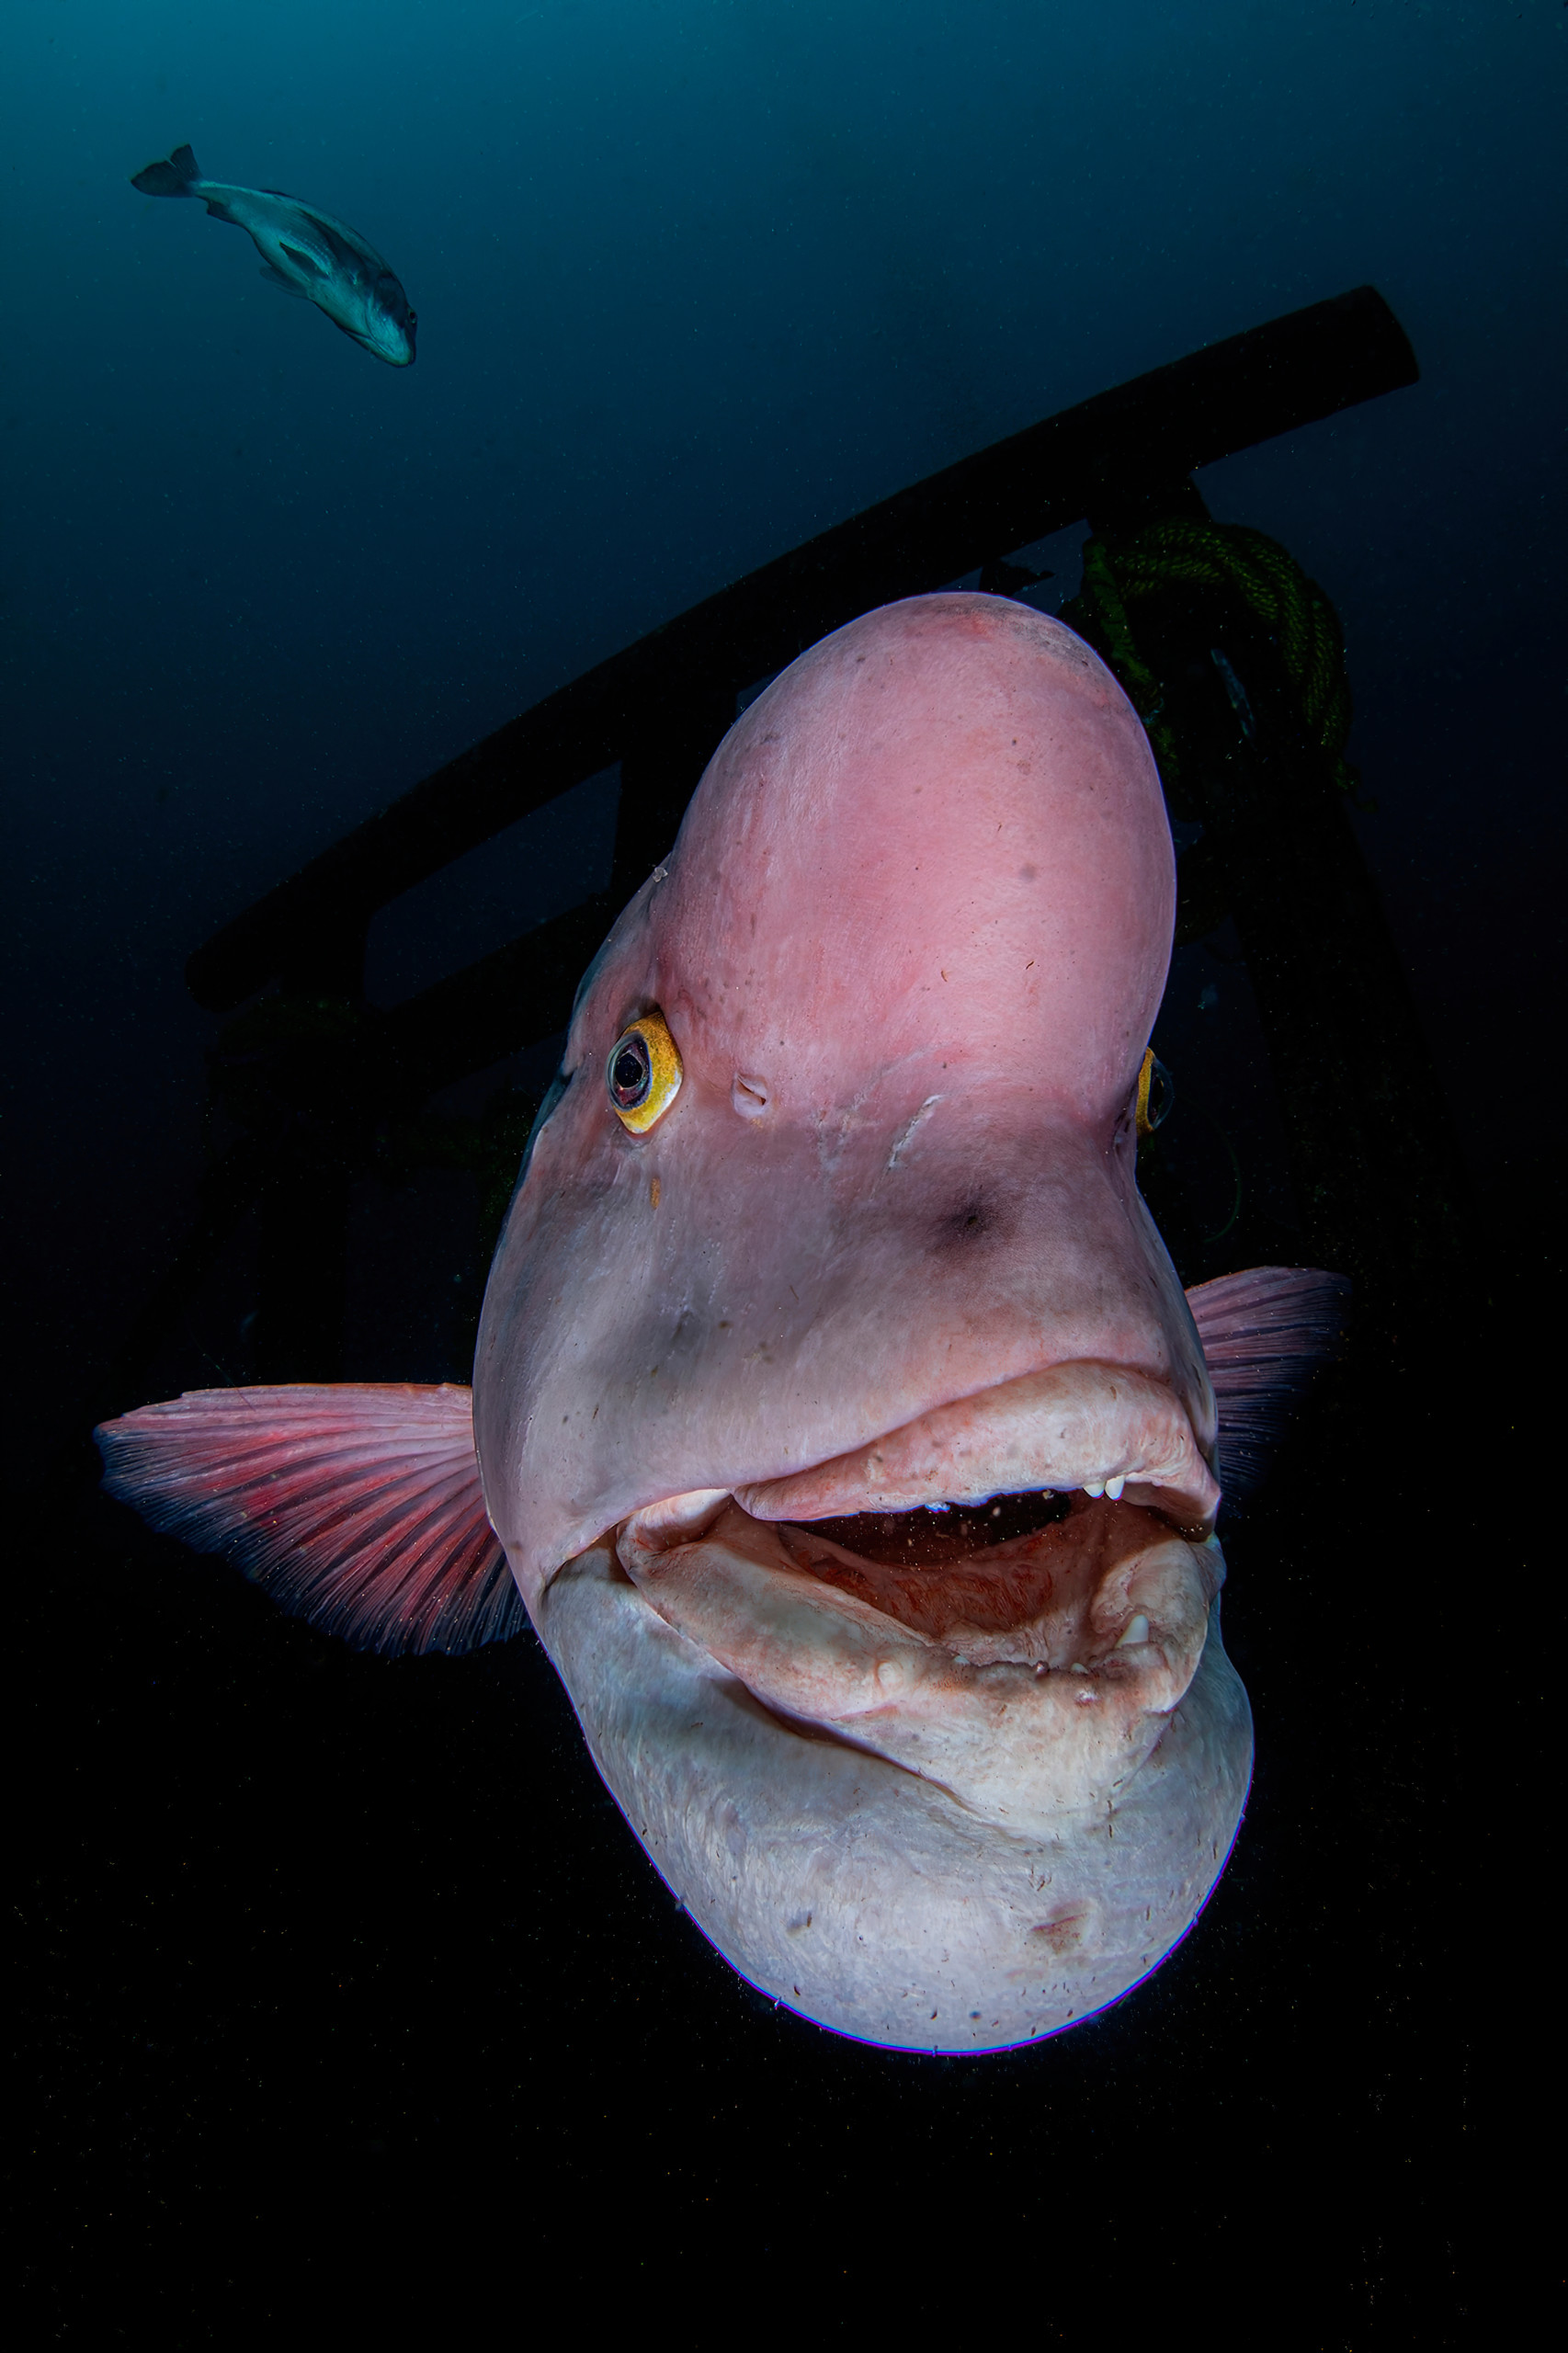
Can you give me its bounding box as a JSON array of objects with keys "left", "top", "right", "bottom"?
[{"left": 610, "top": 1361, "right": 1225, "bottom": 1835}]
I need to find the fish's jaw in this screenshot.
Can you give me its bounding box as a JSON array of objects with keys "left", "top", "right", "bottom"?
[
  {"left": 535, "top": 1534, "right": 1252, "bottom": 2053},
  {"left": 613, "top": 1485, "right": 1221, "bottom": 1839},
  {"left": 343, "top": 317, "right": 416, "bottom": 366},
  {"left": 520, "top": 1354, "right": 1224, "bottom": 1846}
]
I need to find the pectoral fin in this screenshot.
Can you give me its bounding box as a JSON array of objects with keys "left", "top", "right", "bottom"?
[
  {"left": 278, "top": 239, "right": 331, "bottom": 278},
  {"left": 96, "top": 1384, "right": 523, "bottom": 1656},
  {"left": 1187, "top": 1266, "right": 1351, "bottom": 1497},
  {"left": 258, "top": 263, "right": 309, "bottom": 298}
]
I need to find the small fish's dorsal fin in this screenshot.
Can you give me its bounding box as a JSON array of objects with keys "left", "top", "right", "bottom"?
[
  {"left": 1185, "top": 1266, "right": 1351, "bottom": 1500},
  {"left": 130, "top": 143, "right": 202, "bottom": 199},
  {"left": 96, "top": 1384, "right": 524, "bottom": 1656}
]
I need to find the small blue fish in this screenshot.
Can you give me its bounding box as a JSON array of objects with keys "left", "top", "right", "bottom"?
[{"left": 131, "top": 143, "right": 416, "bottom": 367}]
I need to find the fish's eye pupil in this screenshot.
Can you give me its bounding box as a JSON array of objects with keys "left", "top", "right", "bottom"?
[{"left": 610, "top": 1033, "right": 653, "bottom": 1108}]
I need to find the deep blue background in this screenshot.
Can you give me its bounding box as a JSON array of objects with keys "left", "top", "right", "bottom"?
[
  {"left": 6, "top": 0, "right": 1563, "bottom": 1466},
  {"left": 10, "top": 0, "right": 1556, "bottom": 2325}
]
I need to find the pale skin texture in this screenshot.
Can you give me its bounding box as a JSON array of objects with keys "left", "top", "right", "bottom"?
[{"left": 474, "top": 595, "right": 1252, "bottom": 2050}]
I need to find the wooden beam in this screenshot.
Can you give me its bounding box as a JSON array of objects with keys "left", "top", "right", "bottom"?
[{"left": 187, "top": 286, "right": 1416, "bottom": 1014}]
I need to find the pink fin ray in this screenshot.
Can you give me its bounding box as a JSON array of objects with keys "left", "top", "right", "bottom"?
[
  {"left": 1185, "top": 1266, "right": 1351, "bottom": 1499},
  {"left": 95, "top": 1383, "right": 524, "bottom": 1656}
]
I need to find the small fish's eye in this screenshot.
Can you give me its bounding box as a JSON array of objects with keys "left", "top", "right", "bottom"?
[
  {"left": 608, "top": 1009, "right": 682, "bottom": 1133},
  {"left": 1134, "top": 1047, "right": 1174, "bottom": 1140}
]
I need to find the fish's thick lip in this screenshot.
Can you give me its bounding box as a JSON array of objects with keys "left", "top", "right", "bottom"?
[
  {"left": 600, "top": 1360, "right": 1220, "bottom": 1798},
  {"left": 610, "top": 1478, "right": 1224, "bottom": 1834},
  {"left": 605, "top": 1355, "right": 1218, "bottom": 1617},
  {"left": 733, "top": 1357, "right": 1219, "bottom": 1534}
]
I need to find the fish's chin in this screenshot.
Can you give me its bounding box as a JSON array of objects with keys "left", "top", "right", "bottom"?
[
  {"left": 534, "top": 1485, "right": 1250, "bottom": 2051},
  {"left": 732, "top": 1357, "right": 1221, "bottom": 1534},
  {"left": 353, "top": 326, "right": 415, "bottom": 365},
  {"left": 523, "top": 1363, "right": 1245, "bottom": 2048},
  {"left": 601, "top": 1358, "right": 1222, "bottom": 1833}
]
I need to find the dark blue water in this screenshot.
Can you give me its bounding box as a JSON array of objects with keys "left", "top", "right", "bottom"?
[
  {"left": 11, "top": 0, "right": 1557, "bottom": 2325},
  {"left": 7, "top": 0, "right": 1562, "bottom": 1460}
]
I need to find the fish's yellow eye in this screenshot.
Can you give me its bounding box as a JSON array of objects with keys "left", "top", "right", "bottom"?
[
  {"left": 608, "top": 1009, "right": 683, "bottom": 1133},
  {"left": 1135, "top": 1047, "right": 1174, "bottom": 1140}
]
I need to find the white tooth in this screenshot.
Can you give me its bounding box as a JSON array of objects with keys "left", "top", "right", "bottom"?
[
  {"left": 1116, "top": 1614, "right": 1151, "bottom": 1649},
  {"left": 1105, "top": 1474, "right": 1126, "bottom": 1502},
  {"left": 1083, "top": 1481, "right": 1105, "bottom": 1499}
]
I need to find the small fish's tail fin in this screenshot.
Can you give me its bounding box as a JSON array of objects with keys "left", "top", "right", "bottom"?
[
  {"left": 130, "top": 143, "right": 202, "bottom": 198},
  {"left": 96, "top": 1383, "right": 525, "bottom": 1656},
  {"left": 1186, "top": 1266, "right": 1351, "bottom": 1501}
]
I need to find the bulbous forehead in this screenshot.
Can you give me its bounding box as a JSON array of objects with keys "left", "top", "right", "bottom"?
[{"left": 630, "top": 594, "right": 1175, "bottom": 1116}]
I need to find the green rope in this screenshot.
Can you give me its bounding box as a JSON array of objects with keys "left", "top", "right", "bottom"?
[{"left": 1068, "top": 519, "right": 1360, "bottom": 796}]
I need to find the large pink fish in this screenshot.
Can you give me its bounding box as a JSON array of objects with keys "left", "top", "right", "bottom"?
[{"left": 99, "top": 595, "right": 1343, "bottom": 2051}]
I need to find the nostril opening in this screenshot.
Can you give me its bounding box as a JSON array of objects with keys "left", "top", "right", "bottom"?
[{"left": 732, "top": 1074, "right": 770, "bottom": 1118}]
